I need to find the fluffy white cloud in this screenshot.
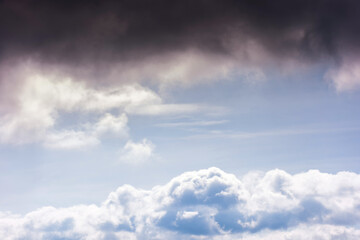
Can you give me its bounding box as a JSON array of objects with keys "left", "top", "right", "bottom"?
[
  {"left": 0, "top": 63, "right": 208, "bottom": 148},
  {"left": 119, "top": 139, "right": 155, "bottom": 165},
  {"left": 1, "top": 167, "right": 360, "bottom": 239}
]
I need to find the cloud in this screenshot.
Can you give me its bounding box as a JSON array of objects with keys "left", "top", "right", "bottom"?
[
  {"left": 41, "top": 113, "right": 128, "bottom": 150},
  {"left": 94, "top": 113, "right": 128, "bottom": 138},
  {"left": 1, "top": 0, "right": 359, "bottom": 62},
  {"left": 1, "top": 0, "right": 360, "bottom": 90},
  {"left": 119, "top": 139, "right": 155, "bottom": 165},
  {"left": 183, "top": 126, "right": 360, "bottom": 140},
  {"left": 156, "top": 120, "right": 228, "bottom": 128},
  {"left": 0, "top": 63, "right": 211, "bottom": 148},
  {"left": 1, "top": 167, "right": 360, "bottom": 239}
]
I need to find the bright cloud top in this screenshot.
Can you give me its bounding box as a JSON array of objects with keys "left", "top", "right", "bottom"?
[{"left": 1, "top": 167, "right": 359, "bottom": 240}]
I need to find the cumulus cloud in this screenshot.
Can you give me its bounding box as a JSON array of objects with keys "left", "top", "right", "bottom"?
[
  {"left": 119, "top": 139, "right": 155, "bottom": 165},
  {"left": 1, "top": 167, "right": 359, "bottom": 239}
]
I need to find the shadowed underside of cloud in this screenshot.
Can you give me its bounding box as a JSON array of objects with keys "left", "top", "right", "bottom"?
[
  {"left": 1, "top": 167, "right": 360, "bottom": 239},
  {"left": 1, "top": 0, "right": 360, "bottom": 90},
  {"left": 1, "top": 0, "right": 359, "bottom": 62}
]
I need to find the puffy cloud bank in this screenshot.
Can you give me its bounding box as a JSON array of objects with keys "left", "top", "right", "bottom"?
[{"left": 1, "top": 167, "right": 360, "bottom": 239}]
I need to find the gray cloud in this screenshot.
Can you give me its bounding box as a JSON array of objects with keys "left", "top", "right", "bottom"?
[
  {"left": 0, "top": 1, "right": 359, "bottom": 70},
  {"left": 1, "top": 0, "right": 359, "bottom": 91},
  {"left": 1, "top": 167, "right": 360, "bottom": 239},
  {"left": 1, "top": 0, "right": 359, "bottom": 62}
]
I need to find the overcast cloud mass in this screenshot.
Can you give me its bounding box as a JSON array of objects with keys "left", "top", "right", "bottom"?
[{"left": 1, "top": 0, "right": 360, "bottom": 89}]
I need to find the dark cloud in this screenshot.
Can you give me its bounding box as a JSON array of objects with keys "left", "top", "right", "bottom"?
[{"left": 1, "top": 0, "right": 359, "bottom": 65}]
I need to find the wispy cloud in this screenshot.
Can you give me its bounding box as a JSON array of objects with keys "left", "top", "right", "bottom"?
[
  {"left": 183, "top": 127, "right": 360, "bottom": 140},
  {"left": 156, "top": 120, "right": 228, "bottom": 128}
]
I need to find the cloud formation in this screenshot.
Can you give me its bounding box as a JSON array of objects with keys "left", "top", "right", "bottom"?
[
  {"left": 1, "top": 0, "right": 360, "bottom": 90},
  {"left": 119, "top": 139, "right": 155, "bottom": 165},
  {"left": 1, "top": 0, "right": 359, "bottom": 61},
  {"left": 0, "top": 61, "right": 211, "bottom": 149},
  {"left": 1, "top": 167, "right": 359, "bottom": 239}
]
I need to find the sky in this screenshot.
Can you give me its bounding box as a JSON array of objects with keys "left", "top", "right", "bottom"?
[{"left": 0, "top": 0, "right": 360, "bottom": 239}]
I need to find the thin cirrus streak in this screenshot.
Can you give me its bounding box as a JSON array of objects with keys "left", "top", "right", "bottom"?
[
  {"left": 182, "top": 127, "right": 360, "bottom": 140},
  {"left": 0, "top": 167, "right": 359, "bottom": 239},
  {"left": 156, "top": 120, "right": 229, "bottom": 128}
]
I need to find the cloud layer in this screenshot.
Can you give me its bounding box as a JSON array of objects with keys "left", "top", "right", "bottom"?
[
  {"left": 1, "top": 0, "right": 360, "bottom": 90},
  {"left": 1, "top": 0, "right": 359, "bottom": 62},
  {"left": 1, "top": 167, "right": 359, "bottom": 239}
]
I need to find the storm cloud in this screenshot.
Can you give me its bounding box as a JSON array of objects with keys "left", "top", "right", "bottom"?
[
  {"left": 1, "top": 0, "right": 360, "bottom": 89},
  {"left": 1, "top": 0, "right": 360, "bottom": 62}
]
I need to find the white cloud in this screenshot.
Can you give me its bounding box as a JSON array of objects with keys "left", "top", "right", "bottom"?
[
  {"left": 177, "top": 211, "right": 199, "bottom": 220},
  {"left": 0, "top": 73, "right": 151, "bottom": 147},
  {"left": 0, "top": 62, "right": 211, "bottom": 148},
  {"left": 94, "top": 113, "right": 128, "bottom": 138},
  {"left": 16, "top": 73, "right": 161, "bottom": 113},
  {"left": 0, "top": 110, "right": 53, "bottom": 144},
  {"left": 40, "top": 113, "right": 128, "bottom": 150},
  {"left": 1, "top": 167, "right": 360, "bottom": 239},
  {"left": 119, "top": 139, "right": 155, "bottom": 165}
]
